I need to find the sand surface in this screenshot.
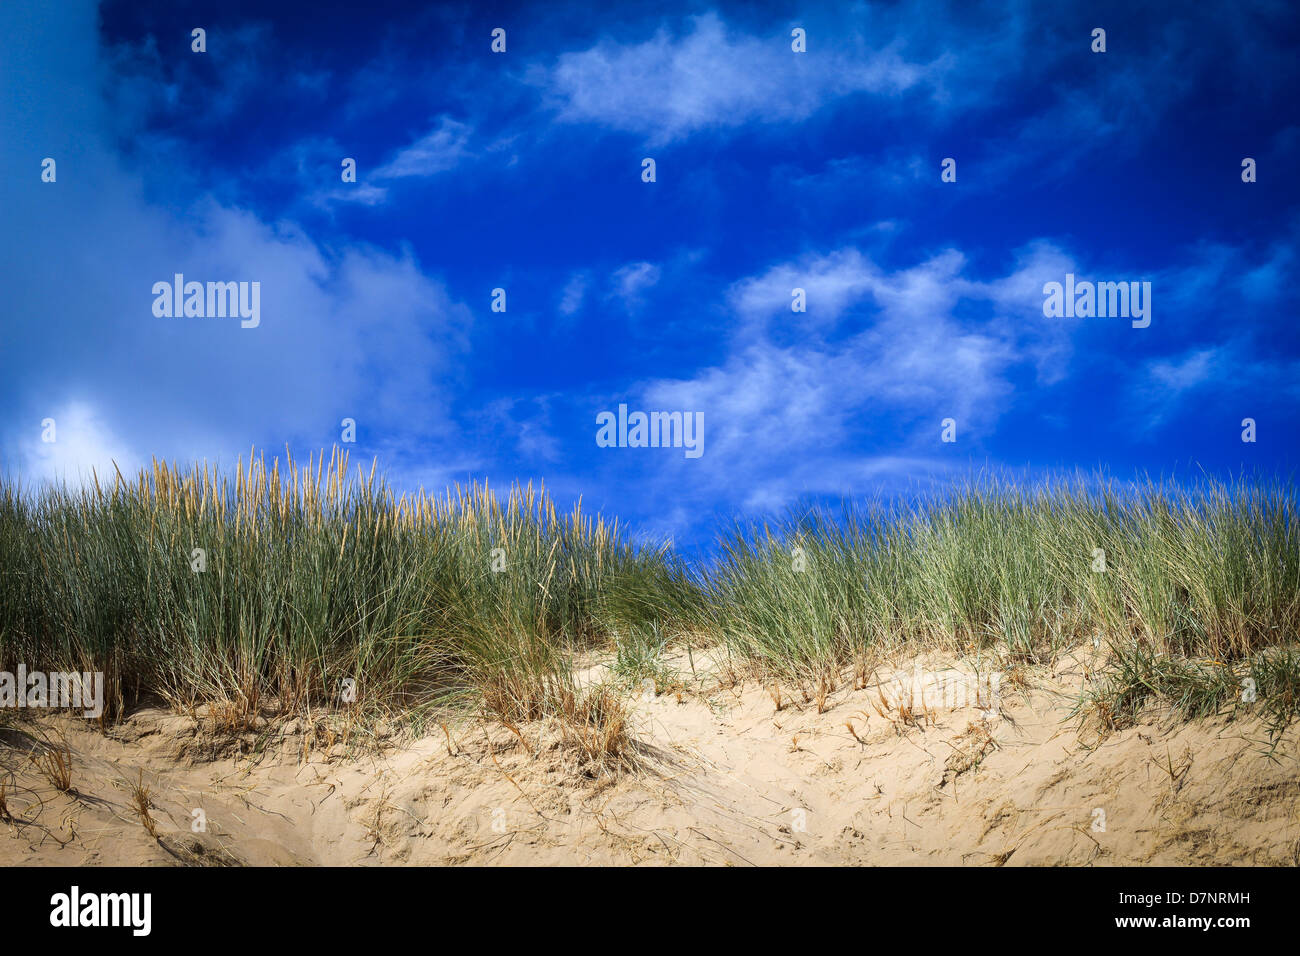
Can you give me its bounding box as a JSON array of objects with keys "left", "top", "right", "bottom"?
[{"left": 2, "top": 647, "right": 1297, "bottom": 866}]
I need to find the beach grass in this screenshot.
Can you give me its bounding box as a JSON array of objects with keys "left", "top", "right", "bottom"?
[
  {"left": 705, "top": 475, "right": 1300, "bottom": 734},
  {"left": 1, "top": 454, "right": 1296, "bottom": 742},
  {"left": 0, "top": 449, "right": 695, "bottom": 752}
]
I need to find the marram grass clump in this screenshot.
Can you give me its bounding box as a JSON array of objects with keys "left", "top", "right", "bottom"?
[
  {"left": 704, "top": 475, "right": 1300, "bottom": 733},
  {"left": 0, "top": 448, "right": 697, "bottom": 756},
  {"left": 1, "top": 459, "right": 1296, "bottom": 741}
]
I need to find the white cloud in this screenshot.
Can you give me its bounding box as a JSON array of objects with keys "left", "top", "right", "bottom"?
[
  {"left": 625, "top": 243, "right": 1085, "bottom": 509},
  {"left": 729, "top": 248, "right": 878, "bottom": 327},
  {"left": 1149, "top": 349, "right": 1221, "bottom": 394},
  {"left": 1130, "top": 346, "right": 1299, "bottom": 432},
  {"left": 608, "top": 261, "right": 661, "bottom": 310},
  {"left": 13, "top": 401, "right": 142, "bottom": 486},
  {"left": 374, "top": 116, "right": 472, "bottom": 179},
  {"left": 302, "top": 116, "right": 473, "bottom": 207},
  {"left": 540, "top": 13, "right": 946, "bottom": 143},
  {"left": 0, "top": 2, "right": 473, "bottom": 485},
  {"left": 558, "top": 272, "right": 589, "bottom": 315},
  {"left": 321, "top": 183, "right": 390, "bottom": 206}
]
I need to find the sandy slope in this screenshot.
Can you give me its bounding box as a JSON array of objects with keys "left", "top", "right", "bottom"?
[{"left": 2, "top": 647, "right": 1297, "bottom": 866}]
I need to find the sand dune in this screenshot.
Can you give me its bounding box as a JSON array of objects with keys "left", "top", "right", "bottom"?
[{"left": 2, "top": 647, "right": 1296, "bottom": 866}]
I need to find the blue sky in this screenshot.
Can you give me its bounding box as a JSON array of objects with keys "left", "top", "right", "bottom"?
[{"left": 2, "top": 0, "right": 1297, "bottom": 550}]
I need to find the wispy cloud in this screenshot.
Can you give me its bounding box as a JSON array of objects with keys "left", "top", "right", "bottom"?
[
  {"left": 614, "top": 242, "right": 1087, "bottom": 513},
  {"left": 608, "top": 261, "right": 662, "bottom": 311},
  {"left": 537, "top": 12, "right": 947, "bottom": 144},
  {"left": 374, "top": 116, "right": 472, "bottom": 179},
  {"left": 1133, "top": 344, "right": 1300, "bottom": 433},
  {"left": 558, "top": 272, "right": 589, "bottom": 316},
  {"left": 1149, "top": 349, "right": 1221, "bottom": 394}
]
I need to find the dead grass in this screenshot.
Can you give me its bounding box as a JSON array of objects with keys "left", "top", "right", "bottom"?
[
  {"left": 128, "top": 769, "right": 159, "bottom": 839},
  {"left": 554, "top": 684, "right": 633, "bottom": 767},
  {"left": 31, "top": 738, "right": 72, "bottom": 792}
]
